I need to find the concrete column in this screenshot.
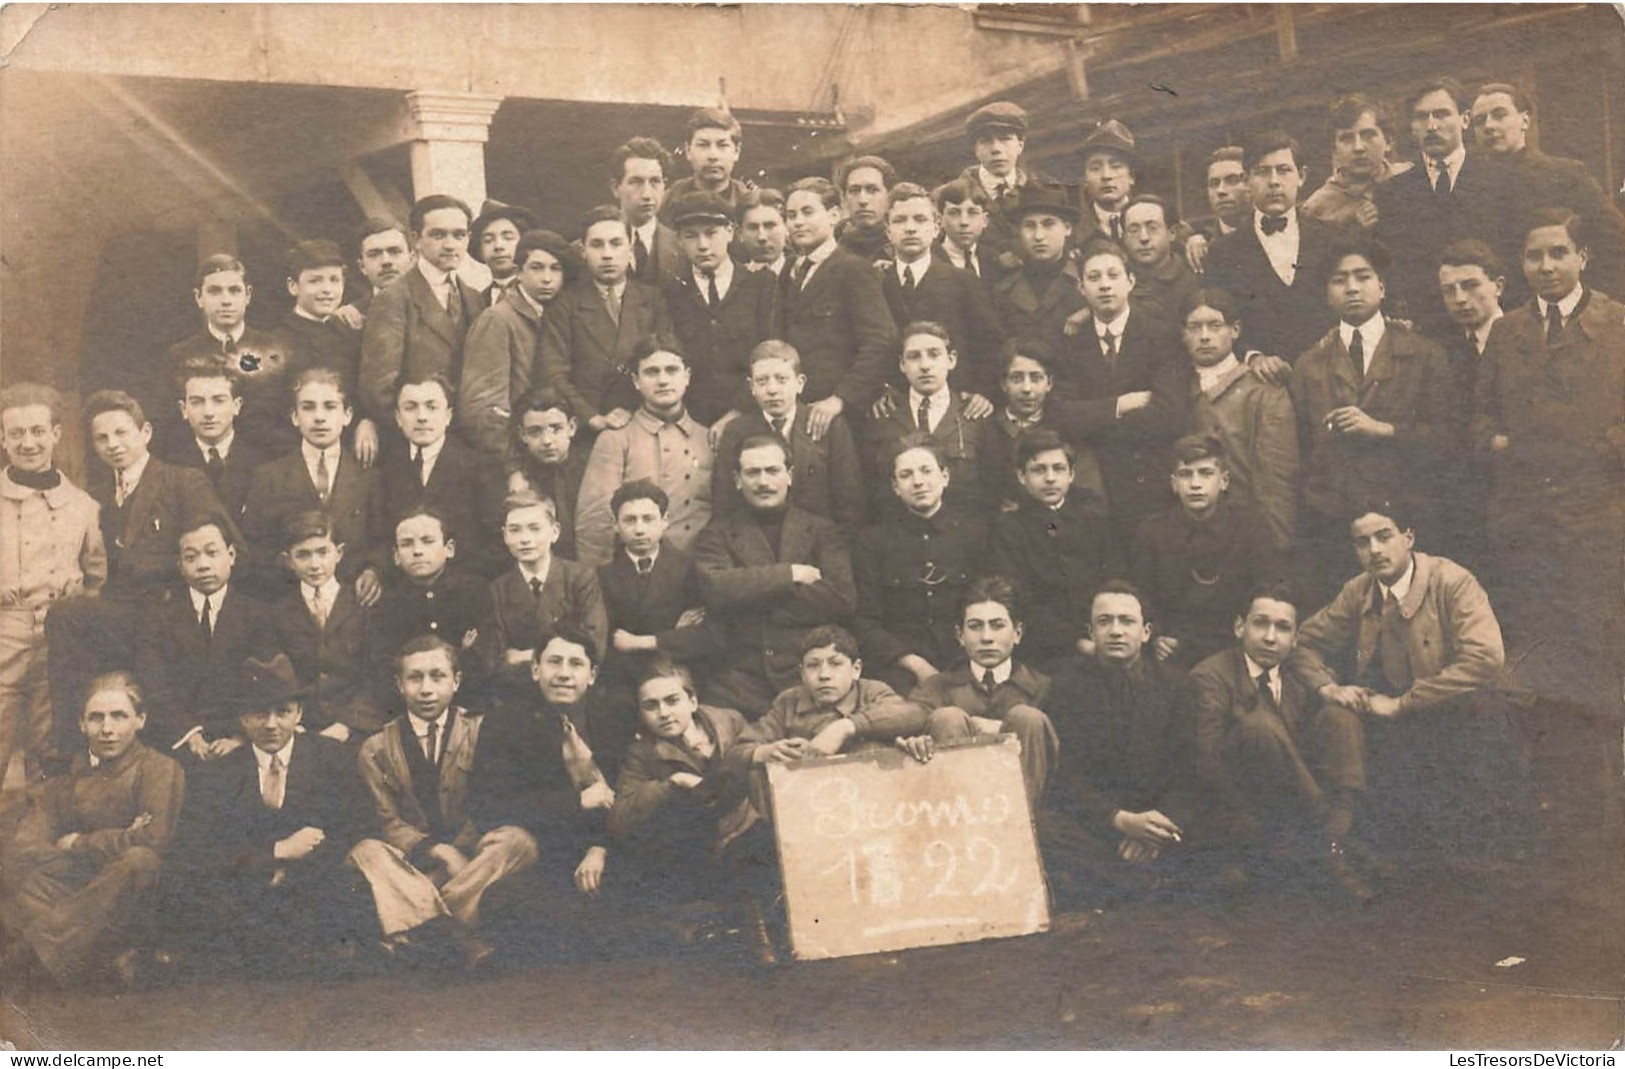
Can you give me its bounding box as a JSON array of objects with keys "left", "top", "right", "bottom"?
[{"left": 404, "top": 90, "right": 504, "bottom": 210}]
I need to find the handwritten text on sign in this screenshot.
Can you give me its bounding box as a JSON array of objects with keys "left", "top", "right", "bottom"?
[{"left": 767, "top": 735, "right": 1049, "bottom": 960}]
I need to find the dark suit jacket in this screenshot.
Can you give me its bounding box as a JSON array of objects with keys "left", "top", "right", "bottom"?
[
  {"left": 136, "top": 585, "right": 272, "bottom": 747},
  {"left": 370, "top": 567, "right": 493, "bottom": 705},
  {"left": 598, "top": 542, "right": 723, "bottom": 666},
  {"left": 473, "top": 560, "right": 609, "bottom": 698},
  {"left": 538, "top": 278, "right": 671, "bottom": 425},
  {"left": 89, "top": 456, "right": 230, "bottom": 602},
  {"left": 458, "top": 293, "right": 545, "bottom": 455},
  {"left": 775, "top": 246, "right": 898, "bottom": 409},
  {"left": 469, "top": 702, "right": 605, "bottom": 851},
  {"left": 631, "top": 221, "right": 684, "bottom": 287},
  {"left": 991, "top": 262, "right": 1087, "bottom": 359},
  {"left": 863, "top": 389, "right": 987, "bottom": 514},
  {"left": 877, "top": 257, "right": 1004, "bottom": 399},
  {"left": 988, "top": 493, "right": 1116, "bottom": 667},
  {"left": 266, "top": 584, "right": 382, "bottom": 734},
  {"left": 1488, "top": 148, "right": 1625, "bottom": 303},
  {"left": 711, "top": 406, "right": 866, "bottom": 532},
  {"left": 663, "top": 267, "right": 777, "bottom": 425},
  {"left": 1189, "top": 646, "right": 1318, "bottom": 812},
  {"left": 853, "top": 504, "right": 987, "bottom": 671},
  {"left": 509, "top": 448, "right": 590, "bottom": 562},
  {"left": 276, "top": 311, "right": 361, "bottom": 396},
  {"left": 910, "top": 660, "right": 1051, "bottom": 719},
  {"left": 1205, "top": 212, "right": 1343, "bottom": 361},
  {"left": 693, "top": 505, "right": 857, "bottom": 690},
  {"left": 161, "top": 435, "right": 269, "bottom": 529},
  {"left": 377, "top": 435, "right": 507, "bottom": 579},
  {"left": 161, "top": 326, "right": 300, "bottom": 460},
  {"left": 1291, "top": 320, "right": 1453, "bottom": 521},
  {"left": 359, "top": 267, "right": 485, "bottom": 421},
  {"left": 242, "top": 449, "right": 388, "bottom": 590},
  {"left": 1373, "top": 156, "right": 1502, "bottom": 331}
]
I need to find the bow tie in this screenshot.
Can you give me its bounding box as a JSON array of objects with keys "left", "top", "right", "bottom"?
[{"left": 1259, "top": 215, "right": 1288, "bottom": 236}]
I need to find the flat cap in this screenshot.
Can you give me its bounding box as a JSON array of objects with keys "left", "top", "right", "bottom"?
[
  {"left": 667, "top": 191, "right": 736, "bottom": 228},
  {"left": 966, "top": 101, "right": 1029, "bottom": 137}
]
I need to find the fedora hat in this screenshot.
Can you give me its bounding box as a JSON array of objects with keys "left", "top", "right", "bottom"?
[
  {"left": 1006, "top": 181, "right": 1080, "bottom": 223},
  {"left": 1080, "top": 119, "right": 1144, "bottom": 172},
  {"left": 469, "top": 200, "right": 542, "bottom": 263},
  {"left": 230, "top": 653, "right": 308, "bottom": 714}
]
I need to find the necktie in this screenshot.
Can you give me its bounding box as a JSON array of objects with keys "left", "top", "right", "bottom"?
[
  {"left": 1545, "top": 302, "right": 1564, "bottom": 346},
  {"left": 1260, "top": 215, "right": 1288, "bottom": 236},
  {"left": 635, "top": 555, "right": 653, "bottom": 576},
  {"left": 222, "top": 335, "right": 237, "bottom": 357},
  {"left": 633, "top": 232, "right": 649, "bottom": 277},
  {"left": 604, "top": 284, "right": 622, "bottom": 324},
  {"left": 981, "top": 668, "right": 997, "bottom": 695},
  {"left": 412, "top": 446, "right": 426, "bottom": 486},
  {"left": 902, "top": 265, "right": 917, "bottom": 293},
  {"left": 1100, "top": 331, "right": 1117, "bottom": 364},
  {"left": 312, "top": 587, "right": 330, "bottom": 629},
  {"left": 529, "top": 576, "right": 544, "bottom": 600},
  {"left": 1378, "top": 589, "right": 1409, "bottom": 693},
  {"left": 206, "top": 446, "right": 224, "bottom": 482},
  {"left": 262, "top": 754, "right": 285, "bottom": 810},
  {"left": 966, "top": 251, "right": 979, "bottom": 279},
  {"left": 793, "top": 257, "right": 814, "bottom": 290},
  {"left": 1432, "top": 163, "right": 1449, "bottom": 196},
  {"left": 314, "top": 450, "right": 331, "bottom": 505},
  {"left": 1109, "top": 214, "right": 1124, "bottom": 241},
  {"left": 770, "top": 415, "right": 787, "bottom": 439},
  {"left": 995, "top": 183, "right": 1009, "bottom": 210},
  {"left": 199, "top": 597, "right": 213, "bottom": 645},
  {"left": 424, "top": 720, "right": 440, "bottom": 765},
  {"left": 704, "top": 270, "right": 721, "bottom": 308},
  {"left": 916, "top": 396, "right": 932, "bottom": 432},
  {"left": 115, "top": 470, "right": 129, "bottom": 508},
  {"left": 1254, "top": 669, "right": 1276, "bottom": 710},
  {"left": 1348, "top": 328, "right": 1365, "bottom": 383}
]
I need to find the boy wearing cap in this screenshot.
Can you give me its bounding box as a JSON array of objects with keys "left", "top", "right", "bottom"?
[
  {"left": 172, "top": 653, "right": 364, "bottom": 969},
  {"left": 469, "top": 200, "right": 540, "bottom": 308},
  {"left": 663, "top": 192, "right": 777, "bottom": 427},
  {"left": 958, "top": 101, "right": 1054, "bottom": 273},
  {"left": 991, "top": 183, "right": 1086, "bottom": 358}
]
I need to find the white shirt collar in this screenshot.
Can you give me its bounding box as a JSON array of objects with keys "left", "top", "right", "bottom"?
[
  {"left": 1093, "top": 201, "right": 1123, "bottom": 230},
  {"left": 1429, "top": 144, "right": 1467, "bottom": 187},
  {"left": 977, "top": 166, "right": 1014, "bottom": 196},
  {"left": 517, "top": 557, "right": 552, "bottom": 585},
  {"left": 189, "top": 585, "right": 227, "bottom": 618},
  {"left": 594, "top": 277, "right": 627, "bottom": 301},
  {"left": 196, "top": 428, "right": 234, "bottom": 461},
  {"left": 116, "top": 453, "right": 151, "bottom": 495},
  {"left": 417, "top": 259, "right": 456, "bottom": 290},
  {"left": 302, "top": 576, "right": 341, "bottom": 612},
  {"left": 1241, "top": 653, "right": 1280, "bottom": 697},
  {"left": 87, "top": 752, "right": 101, "bottom": 768},
  {"left": 207, "top": 322, "right": 247, "bottom": 346},
  {"left": 692, "top": 257, "right": 735, "bottom": 298},
  {"left": 1470, "top": 309, "right": 1503, "bottom": 354},
  {"left": 410, "top": 436, "right": 446, "bottom": 483},
  {"left": 943, "top": 242, "right": 976, "bottom": 269},
  {"left": 293, "top": 306, "right": 329, "bottom": 324},
  {"left": 764, "top": 403, "right": 797, "bottom": 431},
  {"left": 907, "top": 388, "right": 951, "bottom": 431},
  {"left": 300, "top": 440, "right": 342, "bottom": 484},
  {"left": 253, "top": 736, "right": 295, "bottom": 773},
  {"left": 632, "top": 217, "right": 659, "bottom": 249},
  {"left": 977, "top": 659, "right": 1014, "bottom": 686},
  {"left": 803, "top": 236, "right": 838, "bottom": 267},
  {"left": 1196, "top": 353, "right": 1243, "bottom": 394},
  {"left": 407, "top": 709, "right": 450, "bottom": 738},
  {"left": 514, "top": 285, "right": 545, "bottom": 317},
  {"left": 1093, "top": 306, "right": 1131, "bottom": 339},
  {"left": 1543, "top": 286, "right": 1583, "bottom": 322},
  {"left": 1380, "top": 557, "right": 1417, "bottom": 604},
  {"left": 1338, "top": 313, "right": 1387, "bottom": 369},
  {"left": 1254, "top": 207, "right": 1299, "bottom": 237},
  {"left": 766, "top": 254, "right": 786, "bottom": 276},
  {"left": 896, "top": 252, "right": 932, "bottom": 284},
  {"left": 625, "top": 545, "right": 662, "bottom": 570}
]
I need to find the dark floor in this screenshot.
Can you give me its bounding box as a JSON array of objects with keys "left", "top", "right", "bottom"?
[{"left": 3, "top": 712, "right": 1621, "bottom": 1050}]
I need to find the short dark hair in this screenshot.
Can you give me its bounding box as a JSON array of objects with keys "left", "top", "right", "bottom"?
[
  {"left": 1000, "top": 337, "right": 1057, "bottom": 378},
  {"left": 409, "top": 194, "right": 473, "bottom": 235},
  {"left": 1347, "top": 497, "right": 1416, "bottom": 537},
  {"left": 629, "top": 334, "right": 686, "bottom": 373},
  {"left": 933, "top": 177, "right": 992, "bottom": 211},
  {"left": 1014, "top": 427, "right": 1074, "bottom": 471},
  {"left": 514, "top": 229, "right": 579, "bottom": 286},
  {"left": 888, "top": 431, "right": 950, "bottom": 475},
  {"left": 961, "top": 574, "right": 1021, "bottom": 626},
  {"left": 395, "top": 633, "right": 460, "bottom": 676},
  {"left": 282, "top": 509, "right": 335, "bottom": 550},
  {"left": 1076, "top": 237, "right": 1133, "bottom": 274},
  {"left": 1170, "top": 433, "right": 1229, "bottom": 471},
  {"left": 1205, "top": 145, "right": 1244, "bottom": 174},
  {"left": 356, "top": 216, "right": 408, "bottom": 252},
  {"left": 535, "top": 619, "right": 601, "bottom": 667},
  {"left": 738, "top": 187, "right": 785, "bottom": 218},
  {"left": 1438, "top": 239, "right": 1507, "bottom": 282},
  {"left": 512, "top": 386, "right": 574, "bottom": 427},
  {"left": 734, "top": 432, "right": 790, "bottom": 473},
  {"left": 613, "top": 137, "right": 672, "bottom": 180},
  {"left": 1403, "top": 75, "right": 1471, "bottom": 116},
  {"left": 1178, "top": 285, "right": 1241, "bottom": 326},
  {"left": 1123, "top": 193, "right": 1176, "bottom": 228},
  {"left": 395, "top": 371, "right": 456, "bottom": 410},
  {"left": 611, "top": 478, "right": 669, "bottom": 518},
  {"left": 1524, "top": 207, "right": 1586, "bottom": 250},
  {"left": 1473, "top": 81, "right": 1534, "bottom": 116},
  {"left": 1327, "top": 93, "right": 1397, "bottom": 143},
  {"left": 885, "top": 181, "right": 933, "bottom": 210},
  {"left": 1091, "top": 579, "right": 1150, "bottom": 622},
  {"left": 800, "top": 624, "right": 860, "bottom": 661},
  {"left": 1242, "top": 129, "right": 1303, "bottom": 173},
  {"left": 838, "top": 156, "right": 897, "bottom": 191},
  {"left": 1326, "top": 237, "right": 1392, "bottom": 283},
  {"left": 1240, "top": 582, "right": 1300, "bottom": 624},
  {"left": 177, "top": 511, "right": 238, "bottom": 552},
  {"left": 394, "top": 506, "right": 449, "bottom": 542},
  {"left": 175, "top": 358, "right": 242, "bottom": 400},
  {"left": 685, "top": 107, "right": 742, "bottom": 144},
  {"left": 581, "top": 204, "right": 632, "bottom": 240},
  {"left": 193, "top": 253, "right": 248, "bottom": 289},
  {"left": 84, "top": 390, "right": 147, "bottom": 430},
  {"left": 285, "top": 239, "right": 346, "bottom": 278},
  {"left": 786, "top": 176, "right": 841, "bottom": 211}
]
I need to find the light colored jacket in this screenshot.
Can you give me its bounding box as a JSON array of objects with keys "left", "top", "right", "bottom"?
[
  {"left": 0, "top": 469, "right": 106, "bottom": 626},
  {"left": 575, "top": 407, "right": 713, "bottom": 567},
  {"left": 356, "top": 708, "right": 484, "bottom": 856}
]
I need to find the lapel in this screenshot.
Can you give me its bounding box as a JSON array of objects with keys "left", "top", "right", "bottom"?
[
  {"left": 1328, "top": 334, "right": 1363, "bottom": 397},
  {"left": 378, "top": 719, "right": 419, "bottom": 802},
  {"left": 422, "top": 438, "right": 462, "bottom": 497},
  {"left": 619, "top": 281, "right": 648, "bottom": 343},
  {"left": 646, "top": 543, "right": 688, "bottom": 607},
  {"left": 799, "top": 250, "right": 843, "bottom": 306},
  {"left": 122, "top": 459, "right": 166, "bottom": 541},
  {"left": 574, "top": 283, "right": 620, "bottom": 357},
  {"left": 439, "top": 709, "right": 477, "bottom": 810},
  {"left": 1360, "top": 327, "right": 1399, "bottom": 405},
  {"left": 408, "top": 269, "right": 459, "bottom": 347},
  {"left": 777, "top": 507, "right": 813, "bottom": 564},
  {"left": 327, "top": 452, "right": 363, "bottom": 517},
  {"left": 325, "top": 585, "right": 360, "bottom": 635},
  {"left": 171, "top": 593, "right": 209, "bottom": 660}
]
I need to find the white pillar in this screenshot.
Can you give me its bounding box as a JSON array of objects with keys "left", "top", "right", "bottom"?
[{"left": 404, "top": 91, "right": 503, "bottom": 212}]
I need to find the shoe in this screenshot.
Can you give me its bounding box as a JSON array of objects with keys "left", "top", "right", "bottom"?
[{"left": 1325, "top": 840, "right": 1379, "bottom": 903}]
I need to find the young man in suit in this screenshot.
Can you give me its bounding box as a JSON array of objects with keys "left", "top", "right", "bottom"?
[
  {"left": 693, "top": 435, "right": 857, "bottom": 718},
  {"left": 539, "top": 205, "right": 672, "bottom": 434},
  {"left": 359, "top": 194, "right": 485, "bottom": 429},
  {"left": 1190, "top": 584, "right": 1372, "bottom": 900},
  {"left": 459, "top": 229, "right": 575, "bottom": 457},
  {"left": 979, "top": 339, "right": 1108, "bottom": 511},
  {"left": 611, "top": 138, "right": 679, "bottom": 286},
  {"left": 1199, "top": 146, "right": 1251, "bottom": 242},
  {"left": 988, "top": 430, "right": 1116, "bottom": 674},
  {"left": 347, "top": 217, "right": 415, "bottom": 320},
  {"left": 1373, "top": 77, "right": 1504, "bottom": 333},
  {"left": 575, "top": 340, "right": 713, "bottom": 567},
  {"left": 350, "top": 636, "right": 536, "bottom": 969},
  {"left": 1055, "top": 240, "right": 1188, "bottom": 542},
  {"left": 1076, "top": 119, "right": 1141, "bottom": 244},
  {"left": 2, "top": 672, "right": 184, "bottom": 989},
  {"left": 1473, "top": 210, "right": 1625, "bottom": 720},
  {"left": 1301, "top": 94, "right": 1411, "bottom": 231},
  {"left": 661, "top": 192, "right": 777, "bottom": 427},
  {"left": 474, "top": 489, "right": 608, "bottom": 711},
  {"left": 242, "top": 365, "right": 387, "bottom": 602},
  {"left": 0, "top": 384, "right": 105, "bottom": 787},
  {"left": 380, "top": 373, "right": 506, "bottom": 579},
  {"left": 598, "top": 480, "right": 723, "bottom": 714},
  {"left": 853, "top": 435, "right": 989, "bottom": 696},
  {"left": 1121, "top": 195, "right": 1200, "bottom": 323},
  {"left": 661, "top": 108, "right": 753, "bottom": 220},
  {"left": 171, "top": 652, "right": 364, "bottom": 973},
  {"left": 777, "top": 176, "right": 899, "bottom": 442},
  {"left": 1291, "top": 240, "right": 1452, "bottom": 605},
  {"left": 135, "top": 516, "right": 270, "bottom": 762},
  {"left": 914, "top": 576, "right": 1058, "bottom": 810},
  {"left": 1471, "top": 82, "right": 1625, "bottom": 304},
  {"left": 876, "top": 182, "right": 1003, "bottom": 403},
  {"left": 468, "top": 200, "right": 539, "bottom": 308},
  {"left": 990, "top": 182, "right": 1086, "bottom": 359},
  {"left": 709, "top": 340, "right": 866, "bottom": 532},
  {"left": 933, "top": 178, "right": 995, "bottom": 281},
  {"left": 956, "top": 101, "right": 1054, "bottom": 274},
  {"left": 835, "top": 155, "right": 894, "bottom": 261},
  {"left": 739, "top": 188, "right": 790, "bottom": 279},
  {"left": 505, "top": 387, "right": 589, "bottom": 561},
  {"left": 1178, "top": 287, "right": 1299, "bottom": 549},
  {"left": 371, "top": 508, "right": 492, "bottom": 706},
  {"left": 266, "top": 511, "right": 384, "bottom": 743},
  {"left": 1205, "top": 130, "right": 1343, "bottom": 365},
  {"left": 164, "top": 360, "right": 264, "bottom": 526},
  {"left": 1131, "top": 436, "right": 1286, "bottom": 673},
  {"left": 276, "top": 238, "right": 375, "bottom": 463},
  {"left": 162, "top": 254, "right": 296, "bottom": 460},
  {"left": 863, "top": 322, "right": 987, "bottom": 514}
]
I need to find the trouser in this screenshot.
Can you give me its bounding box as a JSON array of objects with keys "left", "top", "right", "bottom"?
[
  {"left": 348, "top": 826, "right": 539, "bottom": 936},
  {"left": 0, "top": 609, "right": 50, "bottom": 788},
  {"left": 1228, "top": 703, "right": 1365, "bottom": 835},
  {"left": 926, "top": 704, "right": 1058, "bottom": 810},
  {"left": 6, "top": 846, "right": 163, "bottom": 981}
]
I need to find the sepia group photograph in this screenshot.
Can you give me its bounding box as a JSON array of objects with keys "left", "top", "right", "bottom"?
[{"left": 0, "top": 1, "right": 1621, "bottom": 1052}]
